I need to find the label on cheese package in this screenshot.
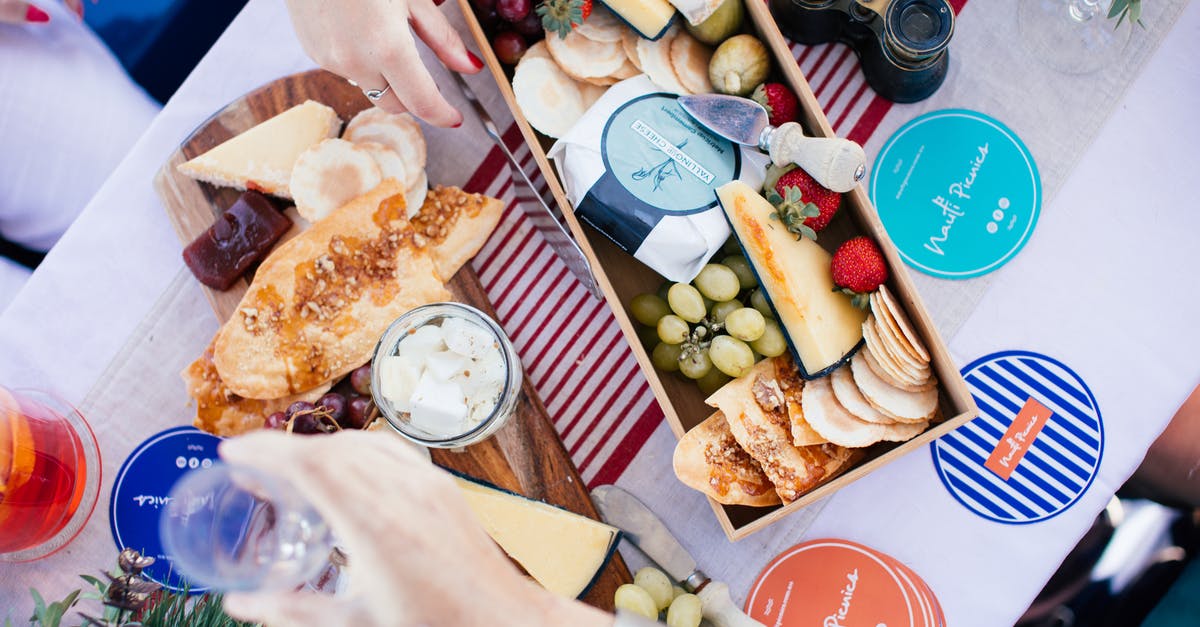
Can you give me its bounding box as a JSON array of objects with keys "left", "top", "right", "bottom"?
[{"left": 548, "top": 76, "right": 769, "bottom": 282}]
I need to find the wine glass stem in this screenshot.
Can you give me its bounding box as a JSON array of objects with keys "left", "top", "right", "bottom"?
[{"left": 1068, "top": 0, "right": 1105, "bottom": 21}]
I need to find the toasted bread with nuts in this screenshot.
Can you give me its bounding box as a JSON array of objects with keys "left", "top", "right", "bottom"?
[
  {"left": 213, "top": 181, "right": 451, "bottom": 399},
  {"left": 414, "top": 185, "right": 506, "bottom": 281},
  {"left": 672, "top": 412, "right": 781, "bottom": 507}
]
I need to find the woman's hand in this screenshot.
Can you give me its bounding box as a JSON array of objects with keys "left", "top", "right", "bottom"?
[
  {"left": 218, "top": 430, "right": 614, "bottom": 627},
  {"left": 283, "top": 0, "right": 484, "bottom": 128}
]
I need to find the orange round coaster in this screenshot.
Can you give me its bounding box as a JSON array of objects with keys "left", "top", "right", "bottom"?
[{"left": 744, "top": 539, "right": 918, "bottom": 627}]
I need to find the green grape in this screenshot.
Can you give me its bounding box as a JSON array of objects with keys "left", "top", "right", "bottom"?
[
  {"left": 679, "top": 349, "right": 713, "bottom": 380},
  {"left": 671, "top": 585, "right": 687, "bottom": 600},
  {"left": 710, "top": 299, "right": 743, "bottom": 324},
  {"left": 634, "top": 567, "right": 674, "bottom": 611},
  {"left": 722, "top": 255, "right": 757, "bottom": 290},
  {"left": 630, "top": 293, "right": 671, "bottom": 327},
  {"left": 696, "top": 369, "right": 732, "bottom": 395},
  {"left": 667, "top": 283, "right": 707, "bottom": 323},
  {"left": 656, "top": 280, "right": 673, "bottom": 300},
  {"left": 702, "top": 295, "right": 716, "bottom": 312},
  {"left": 657, "top": 315, "right": 690, "bottom": 345},
  {"left": 636, "top": 325, "right": 660, "bottom": 350},
  {"left": 721, "top": 236, "right": 742, "bottom": 256},
  {"left": 693, "top": 264, "right": 740, "bottom": 302},
  {"left": 751, "top": 320, "right": 788, "bottom": 357},
  {"left": 710, "top": 335, "right": 755, "bottom": 377},
  {"left": 750, "top": 289, "right": 774, "bottom": 318},
  {"left": 651, "top": 342, "right": 683, "bottom": 372},
  {"left": 725, "top": 308, "right": 766, "bottom": 342},
  {"left": 614, "top": 584, "right": 659, "bottom": 620},
  {"left": 666, "top": 593, "right": 703, "bottom": 627}
]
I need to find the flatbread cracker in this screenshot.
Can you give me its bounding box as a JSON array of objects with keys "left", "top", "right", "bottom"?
[
  {"left": 868, "top": 314, "right": 928, "bottom": 374},
  {"left": 875, "top": 285, "right": 930, "bottom": 362},
  {"left": 830, "top": 365, "right": 894, "bottom": 425},
  {"left": 610, "top": 58, "right": 641, "bottom": 80},
  {"left": 578, "top": 81, "right": 608, "bottom": 109},
  {"left": 672, "top": 412, "right": 781, "bottom": 507},
  {"left": 850, "top": 352, "right": 938, "bottom": 423},
  {"left": 343, "top": 109, "right": 426, "bottom": 189},
  {"left": 802, "top": 376, "right": 886, "bottom": 448},
  {"left": 290, "top": 138, "right": 382, "bottom": 222},
  {"left": 637, "top": 25, "right": 691, "bottom": 95},
  {"left": 574, "top": 6, "right": 625, "bottom": 42},
  {"left": 879, "top": 419, "right": 929, "bottom": 442},
  {"left": 621, "top": 29, "right": 642, "bottom": 71},
  {"left": 546, "top": 28, "right": 627, "bottom": 80},
  {"left": 862, "top": 342, "right": 932, "bottom": 391},
  {"left": 513, "top": 57, "right": 586, "bottom": 138},
  {"left": 669, "top": 33, "right": 713, "bottom": 94},
  {"left": 410, "top": 185, "right": 505, "bottom": 282}
]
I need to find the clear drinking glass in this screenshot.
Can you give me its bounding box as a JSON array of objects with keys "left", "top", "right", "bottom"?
[
  {"left": 160, "top": 463, "right": 334, "bottom": 592},
  {"left": 1018, "top": 0, "right": 1131, "bottom": 74}
]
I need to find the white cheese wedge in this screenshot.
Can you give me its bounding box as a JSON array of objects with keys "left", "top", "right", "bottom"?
[
  {"left": 409, "top": 371, "right": 468, "bottom": 433},
  {"left": 599, "top": 0, "right": 675, "bottom": 40},
  {"left": 716, "top": 181, "right": 867, "bottom": 378},
  {"left": 667, "top": 0, "right": 721, "bottom": 25},
  {"left": 425, "top": 350, "right": 470, "bottom": 382},
  {"left": 177, "top": 100, "right": 340, "bottom": 199},
  {"left": 454, "top": 475, "right": 620, "bottom": 598}
]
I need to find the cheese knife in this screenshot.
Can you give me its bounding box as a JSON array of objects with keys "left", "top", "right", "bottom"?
[
  {"left": 678, "top": 93, "right": 867, "bottom": 193},
  {"left": 591, "top": 485, "right": 764, "bottom": 627},
  {"left": 450, "top": 72, "right": 601, "bottom": 298}
]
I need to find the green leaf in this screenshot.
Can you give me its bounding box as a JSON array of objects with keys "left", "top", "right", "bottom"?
[
  {"left": 1130, "top": 0, "right": 1142, "bottom": 23},
  {"left": 1107, "top": 0, "right": 1129, "bottom": 19},
  {"left": 30, "top": 589, "right": 47, "bottom": 616}
]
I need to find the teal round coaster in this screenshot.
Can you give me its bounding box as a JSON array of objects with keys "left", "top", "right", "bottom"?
[{"left": 871, "top": 110, "right": 1041, "bottom": 279}]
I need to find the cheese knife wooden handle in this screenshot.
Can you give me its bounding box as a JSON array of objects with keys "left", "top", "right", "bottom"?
[
  {"left": 766, "top": 122, "right": 867, "bottom": 193},
  {"left": 697, "top": 581, "right": 764, "bottom": 627}
]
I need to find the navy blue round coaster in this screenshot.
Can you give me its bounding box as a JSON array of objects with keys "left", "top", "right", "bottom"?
[
  {"left": 930, "top": 351, "right": 1104, "bottom": 525},
  {"left": 109, "top": 426, "right": 222, "bottom": 592}
]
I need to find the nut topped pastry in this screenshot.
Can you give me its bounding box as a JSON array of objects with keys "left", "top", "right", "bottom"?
[
  {"left": 673, "top": 412, "right": 781, "bottom": 507},
  {"left": 412, "top": 185, "right": 505, "bottom": 281}
]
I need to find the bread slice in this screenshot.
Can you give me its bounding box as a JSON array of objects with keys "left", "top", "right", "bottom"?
[
  {"left": 213, "top": 181, "right": 451, "bottom": 399},
  {"left": 177, "top": 100, "right": 340, "bottom": 199},
  {"left": 673, "top": 412, "right": 781, "bottom": 507}
]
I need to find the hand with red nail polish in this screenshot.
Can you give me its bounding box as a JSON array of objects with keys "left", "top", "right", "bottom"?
[
  {"left": 284, "top": 0, "right": 483, "bottom": 128},
  {"left": 0, "top": 1, "right": 50, "bottom": 24}
]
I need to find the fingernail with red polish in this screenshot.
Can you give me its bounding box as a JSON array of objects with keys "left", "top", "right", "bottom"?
[
  {"left": 452, "top": 120, "right": 463, "bottom": 128},
  {"left": 25, "top": 5, "right": 50, "bottom": 23},
  {"left": 467, "top": 51, "right": 484, "bottom": 70},
  {"left": 434, "top": 0, "right": 446, "bottom": 5}
]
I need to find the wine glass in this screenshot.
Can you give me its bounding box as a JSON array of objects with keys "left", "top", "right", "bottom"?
[
  {"left": 160, "top": 463, "right": 335, "bottom": 592},
  {"left": 0, "top": 387, "right": 102, "bottom": 562},
  {"left": 1018, "top": 0, "right": 1132, "bottom": 74}
]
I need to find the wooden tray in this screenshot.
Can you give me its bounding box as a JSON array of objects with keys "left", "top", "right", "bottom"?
[
  {"left": 457, "top": 1, "right": 979, "bottom": 540},
  {"left": 152, "top": 70, "right": 629, "bottom": 608}
]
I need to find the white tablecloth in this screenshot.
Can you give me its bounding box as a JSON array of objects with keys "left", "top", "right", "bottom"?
[{"left": 1, "top": 0, "right": 1198, "bottom": 624}]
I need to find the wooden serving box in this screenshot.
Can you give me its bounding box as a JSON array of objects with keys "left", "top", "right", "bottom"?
[{"left": 458, "top": 0, "right": 978, "bottom": 540}]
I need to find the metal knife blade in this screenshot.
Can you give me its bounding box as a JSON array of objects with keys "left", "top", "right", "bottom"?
[
  {"left": 590, "top": 485, "right": 701, "bottom": 587},
  {"left": 677, "top": 94, "right": 771, "bottom": 149},
  {"left": 449, "top": 72, "right": 601, "bottom": 298}
]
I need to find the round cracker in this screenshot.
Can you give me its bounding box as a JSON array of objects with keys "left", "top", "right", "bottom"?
[
  {"left": 404, "top": 170, "right": 428, "bottom": 219},
  {"left": 870, "top": 291, "right": 926, "bottom": 366},
  {"left": 610, "top": 58, "right": 640, "bottom": 80},
  {"left": 289, "top": 138, "right": 383, "bottom": 222},
  {"left": 802, "top": 376, "right": 885, "bottom": 448},
  {"left": 546, "top": 29, "right": 627, "bottom": 80},
  {"left": 875, "top": 285, "right": 930, "bottom": 362},
  {"left": 582, "top": 74, "right": 619, "bottom": 86},
  {"left": 512, "top": 57, "right": 586, "bottom": 139},
  {"left": 637, "top": 26, "right": 690, "bottom": 95},
  {"left": 575, "top": 5, "right": 624, "bottom": 43},
  {"left": 864, "top": 316, "right": 929, "bottom": 380},
  {"left": 621, "top": 29, "right": 643, "bottom": 71},
  {"left": 343, "top": 110, "right": 426, "bottom": 189},
  {"left": 869, "top": 314, "right": 928, "bottom": 374},
  {"left": 669, "top": 33, "right": 713, "bottom": 95},
  {"left": 523, "top": 40, "right": 551, "bottom": 63},
  {"left": 863, "top": 345, "right": 936, "bottom": 393},
  {"left": 850, "top": 352, "right": 938, "bottom": 422},
  {"left": 578, "top": 81, "right": 608, "bottom": 109},
  {"left": 830, "top": 365, "right": 894, "bottom": 425},
  {"left": 356, "top": 141, "right": 412, "bottom": 188},
  {"left": 879, "top": 419, "right": 929, "bottom": 442},
  {"left": 863, "top": 325, "right": 930, "bottom": 388}
]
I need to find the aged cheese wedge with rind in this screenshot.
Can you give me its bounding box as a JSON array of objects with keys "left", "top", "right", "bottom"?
[
  {"left": 716, "top": 181, "right": 867, "bottom": 378},
  {"left": 453, "top": 474, "right": 620, "bottom": 599},
  {"left": 177, "top": 100, "right": 340, "bottom": 199},
  {"left": 598, "top": 0, "right": 675, "bottom": 40}
]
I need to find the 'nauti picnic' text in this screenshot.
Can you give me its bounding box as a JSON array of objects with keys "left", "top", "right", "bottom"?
[
  {"left": 824, "top": 569, "right": 860, "bottom": 627},
  {"left": 924, "top": 143, "right": 989, "bottom": 256}
]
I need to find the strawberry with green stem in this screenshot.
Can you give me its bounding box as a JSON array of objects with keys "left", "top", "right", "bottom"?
[
  {"left": 765, "top": 166, "right": 841, "bottom": 241},
  {"left": 538, "top": 0, "right": 593, "bottom": 38},
  {"left": 831, "top": 236, "right": 888, "bottom": 309},
  {"left": 752, "top": 83, "right": 799, "bottom": 127}
]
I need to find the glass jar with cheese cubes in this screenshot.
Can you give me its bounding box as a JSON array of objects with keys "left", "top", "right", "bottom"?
[{"left": 371, "top": 303, "right": 522, "bottom": 448}]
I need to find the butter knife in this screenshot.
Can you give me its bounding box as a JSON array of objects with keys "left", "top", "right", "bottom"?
[{"left": 450, "top": 72, "right": 601, "bottom": 298}]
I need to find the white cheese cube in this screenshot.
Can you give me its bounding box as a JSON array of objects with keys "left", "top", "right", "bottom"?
[
  {"left": 462, "top": 352, "right": 506, "bottom": 399},
  {"left": 378, "top": 354, "right": 422, "bottom": 412},
  {"left": 399, "top": 324, "right": 447, "bottom": 362},
  {"left": 425, "top": 350, "right": 470, "bottom": 382},
  {"left": 442, "top": 317, "right": 498, "bottom": 361},
  {"left": 408, "top": 371, "right": 468, "bottom": 435}
]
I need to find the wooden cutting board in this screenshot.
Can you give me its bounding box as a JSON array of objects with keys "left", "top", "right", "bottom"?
[{"left": 153, "top": 69, "right": 629, "bottom": 609}]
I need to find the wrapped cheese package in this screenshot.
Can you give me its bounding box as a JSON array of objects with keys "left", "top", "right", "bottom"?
[{"left": 548, "top": 76, "right": 768, "bottom": 282}]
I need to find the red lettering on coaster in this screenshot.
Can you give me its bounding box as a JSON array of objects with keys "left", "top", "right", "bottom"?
[{"left": 985, "top": 397, "right": 1052, "bottom": 480}]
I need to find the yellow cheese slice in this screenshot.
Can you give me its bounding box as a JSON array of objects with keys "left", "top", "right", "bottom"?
[
  {"left": 599, "top": 0, "right": 676, "bottom": 40},
  {"left": 177, "top": 100, "right": 341, "bottom": 199},
  {"left": 716, "top": 181, "right": 867, "bottom": 378},
  {"left": 454, "top": 475, "right": 620, "bottom": 598}
]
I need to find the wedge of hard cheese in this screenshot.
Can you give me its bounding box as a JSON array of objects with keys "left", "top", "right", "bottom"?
[
  {"left": 598, "top": 0, "right": 675, "bottom": 39},
  {"left": 716, "top": 181, "right": 866, "bottom": 378},
  {"left": 177, "top": 100, "right": 340, "bottom": 199},
  {"left": 454, "top": 474, "right": 620, "bottom": 599}
]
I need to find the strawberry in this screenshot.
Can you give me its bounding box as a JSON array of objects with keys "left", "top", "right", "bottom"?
[
  {"left": 538, "top": 0, "right": 592, "bottom": 38},
  {"left": 831, "top": 237, "right": 889, "bottom": 309},
  {"left": 752, "top": 83, "right": 799, "bottom": 127},
  {"left": 765, "top": 166, "right": 841, "bottom": 241}
]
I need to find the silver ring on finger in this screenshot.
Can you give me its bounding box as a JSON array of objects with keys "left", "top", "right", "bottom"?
[{"left": 363, "top": 85, "right": 391, "bottom": 101}]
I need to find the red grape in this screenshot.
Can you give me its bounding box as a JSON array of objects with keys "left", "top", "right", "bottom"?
[
  {"left": 286, "top": 401, "right": 315, "bottom": 419},
  {"left": 346, "top": 397, "right": 373, "bottom": 430},
  {"left": 318, "top": 393, "right": 348, "bottom": 423},
  {"left": 476, "top": 7, "right": 501, "bottom": 33},
  {"left": 496, "top": 0, "right": 530, "bottom": 21},
  {"left": 471, "top": 0, "right": 496, "bottom": 13},
  {"left": 350, "top": 365, "right": 372, "bottom": 396},
  {"left": 291, "top": 412, "right": 322, "bottom": 435},
  {"left": 493, "top": 31, "right": 528, "bottom": 66},
  {"left": 265, "top": 411, "right": 287, "bottom": 430},
  {"left": 512, "top": 12, "right": 544, "bottom": 37}
]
